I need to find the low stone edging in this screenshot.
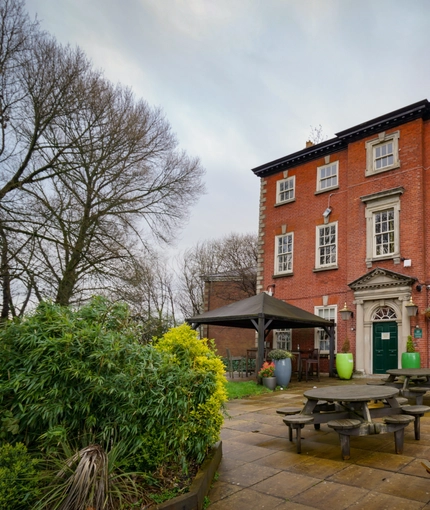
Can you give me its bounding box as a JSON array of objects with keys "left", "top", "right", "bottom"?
[{"left": 155, "top": 441, "right": 222, "bottom": 510}]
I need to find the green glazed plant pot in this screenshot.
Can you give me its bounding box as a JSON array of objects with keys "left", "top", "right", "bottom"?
[
  {"left": 401, "top": 352, "right": 421, "bottom": 369},
  {"left": 262, "top": 376, "right": 277, "bottom": 390},
  {"left": 336, "top": 353, "right": 354, "bottom": 380}
]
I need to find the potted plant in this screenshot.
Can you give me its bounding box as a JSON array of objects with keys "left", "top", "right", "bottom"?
[
  {"left": 258, "top": 361, "right": 277, "bottom": 390},
  {"left": 401, "top": 335, "right": 421, "bottom": 368},
  {"left": 269, "top": 349, "right": 294, "bottom": 388},
  {"left": 423, "top": 308, "right": 430, "bottom": 319},
  {"left": 335, "top": 338, "right": 354, "bottom": 380}
]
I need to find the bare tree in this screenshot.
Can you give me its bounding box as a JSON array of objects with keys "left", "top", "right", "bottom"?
[
  {"left": 0, "top": 0, "right": 102, "bottom": 316},
  {"left": 175, "top": 232, "right": 258, "bottom": 319},
  {"left": 308, "top": 124, "right": 329, "bottom": 145},
  {"left": 0, "top": 5, "right": 95, "bottom": 201},
  {"left": 220, "top": 233, "right": 258, "bottom": 297},
  {"left": 113, "top": 253, "right": 177, "bottom": 342},
  {"left": 20, "top": 77, "right": 204, "bottom": 306},
  {"left": 0, "top": 0, "right": 205, "bottom": 313}
]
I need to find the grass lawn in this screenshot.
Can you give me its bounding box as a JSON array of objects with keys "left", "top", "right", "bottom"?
[{"left": 226, "top": 380, "right": 274, "bottom": 399}]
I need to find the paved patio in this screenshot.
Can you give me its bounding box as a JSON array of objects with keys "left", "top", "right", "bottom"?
[{"left": 207, "top": 374, "right": 430, "bottom": 509}]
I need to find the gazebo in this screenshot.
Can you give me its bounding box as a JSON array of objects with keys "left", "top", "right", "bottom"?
[{"left": 186, "top": 292, "right": 336, "bottom": 377}]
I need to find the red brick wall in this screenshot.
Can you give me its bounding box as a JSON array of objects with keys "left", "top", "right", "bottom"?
[
  {"left": 202, "top": 280, "right": 256, "bottom": 358},
  {"left": 257, "top": 116, "right": 430, "bottom": 368}
]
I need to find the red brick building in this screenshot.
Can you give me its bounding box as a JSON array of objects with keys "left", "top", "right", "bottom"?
[
  {"left": 201, "top": 273, "right": 256, "bottom": 359},
  {"left": 252, "top": 100, "right": 430, "bottom": 375}
]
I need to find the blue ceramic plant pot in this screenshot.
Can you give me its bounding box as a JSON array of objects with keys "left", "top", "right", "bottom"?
[{"left": 274, "top": 358, "right": 292, "bottom": 387}]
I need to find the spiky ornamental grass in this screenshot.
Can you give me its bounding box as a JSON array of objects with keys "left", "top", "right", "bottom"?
[{"left": 37, "top": 443, "right": 142, "bottom": 510}]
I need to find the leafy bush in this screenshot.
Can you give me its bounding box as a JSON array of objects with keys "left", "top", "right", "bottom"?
[
  {"left": 406, "top": 335, "right": 416, "bottom": 353},
  {"left": 0, "top": 297, "right": 151, "bottom": 453},
  {"left": 0, "top": 298, "right": 226, "bottom": 475},
  {"left": 269, "top": 349, "right": 293, "bottom": 360},
  {"left": 153, "top": 324, "right": 227, "bottom": 464},
  {"left": 0, "top": 443, "right": 40, "bottom": 508}
]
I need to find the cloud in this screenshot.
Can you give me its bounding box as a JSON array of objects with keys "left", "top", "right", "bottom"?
[{"left": 29, "top": 0, "right": 430, "bottom": 255}]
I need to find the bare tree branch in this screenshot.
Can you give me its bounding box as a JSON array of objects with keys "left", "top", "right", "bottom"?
[{"left": 175, "top": 233, "right": 258, "bottom": 319}]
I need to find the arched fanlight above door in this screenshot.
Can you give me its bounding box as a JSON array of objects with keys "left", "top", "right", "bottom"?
[{"left": 372, "top": 306, "right": 397, "bottom": 321}]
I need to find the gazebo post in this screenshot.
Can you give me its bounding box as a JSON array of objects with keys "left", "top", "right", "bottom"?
[
  {"left": 186, "top": 294, "right": 336, "bottom": 381},
  {"left": 323, "top": 324, "right": 336, "bottom": 377},
  {"left": 257, "top": 316, "right": 265, "bottom": 381}
]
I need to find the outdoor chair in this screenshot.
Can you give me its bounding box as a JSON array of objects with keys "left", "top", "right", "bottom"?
[
  {"left": 304, "top": 348, "right": 320, "bottom": 382},
  {"left": 226, "top": 348, "right": 245, "bottom": 378}
]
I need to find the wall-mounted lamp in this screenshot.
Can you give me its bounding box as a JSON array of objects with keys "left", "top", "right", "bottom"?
[
  {"left": 266, "top": 284, "right": 275, "bottom": 296},
  {"left": 405, "top": 296, "right": 418, "bottom": 317},
  {"left": 415, "top": 282, "right": 430, "bottom": 292},
  {"left": 340, "top": 302, "right": 353, "bottom": 321},
  {"left": 323, "top": 207, "right": 332, "bottom": 219}
]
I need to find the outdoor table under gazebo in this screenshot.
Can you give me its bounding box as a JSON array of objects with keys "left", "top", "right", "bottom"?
[{"left": 186, "top": 292, "right": 336, "bottom": 377}]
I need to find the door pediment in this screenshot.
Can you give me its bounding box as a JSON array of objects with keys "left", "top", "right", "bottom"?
[{"left": 349, "top": 267, "right": 417, "bottom": 291}]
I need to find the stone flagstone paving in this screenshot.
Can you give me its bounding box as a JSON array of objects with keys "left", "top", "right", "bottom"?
[{"left": 207, "top": 374, "right": 430, "bottom": 509}]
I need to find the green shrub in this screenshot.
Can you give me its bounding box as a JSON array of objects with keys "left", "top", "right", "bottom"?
[
  {"left": 406, "top": 335, "right": 416, "bottom": 353},
  {"left": 0, "top": 297, "right": 152, "bottom": 453},
  {"left": 0, "top": 443, "right": 40, "bottom": 509},
  {"left": 148, "top": 324, "right": 227, "bottom": 467},
  {"left": 0, "top": 298, "right": 227, "bottom": 474}
]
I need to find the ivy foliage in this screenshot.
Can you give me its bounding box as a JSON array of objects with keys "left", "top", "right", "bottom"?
[{"left": 0, "top": 297, "right": 226, "bottom": 473}]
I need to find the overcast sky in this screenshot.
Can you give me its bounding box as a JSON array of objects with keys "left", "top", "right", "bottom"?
[{"left": 28, "top": 0, "right": 430, "bottom": 256}]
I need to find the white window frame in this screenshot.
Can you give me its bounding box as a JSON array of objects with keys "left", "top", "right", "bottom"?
[
  {"left": 373, "top": 208, "right": 395, "bottom": 258},
  {"left": 275, "top": 233, "right": 293, "bottom": 275},
  {"left": 365, "top": 130, "right": 400, "bottom": 176},
  {"left": 274, "top": 329, "right": 292, "bottom": 351},
  {"left": 314, "top": 306, "right": 337, "bottom": 354},
  {"left": 276, "top": 176, "right": 295, "bottom": 204},
  {"left": 317, "top": 161, "right": 338, "bottom": 192},
  {"left": 315, "top": 222, "right": 338, "bottom": 269},
  {"left": 361, "top": 188, "right": 403, "bottom": 267}
]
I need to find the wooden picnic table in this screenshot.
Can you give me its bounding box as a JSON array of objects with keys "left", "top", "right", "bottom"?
[
  {"left": 283, "top": 385, "right": 421, "bottom": 459},
  {"left": 385, "top": 368, "right": 430, "bottom": 404},
  {"left": 303, "top": 385, "right": 400, "bottom": 422}
]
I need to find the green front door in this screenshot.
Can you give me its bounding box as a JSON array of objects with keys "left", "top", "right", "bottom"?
[{"left": 373, "top": 321, "right": 398, "bottom": 374}]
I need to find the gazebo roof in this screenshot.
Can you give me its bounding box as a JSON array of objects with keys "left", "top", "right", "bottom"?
[{"left": 186, "top": 292, "right": 335, "bottom": 331}]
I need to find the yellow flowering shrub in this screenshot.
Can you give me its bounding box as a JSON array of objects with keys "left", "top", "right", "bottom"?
[{"left": 154, "top": 324, "right": 227, "bottom": 461}]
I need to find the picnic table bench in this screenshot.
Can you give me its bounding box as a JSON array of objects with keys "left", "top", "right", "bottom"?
[
  {"left": 279, "top": 385, "right": 430, "bottom": 459},
  {"left": 385, "top": 369, "right": 430, "bottom": 404}
]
